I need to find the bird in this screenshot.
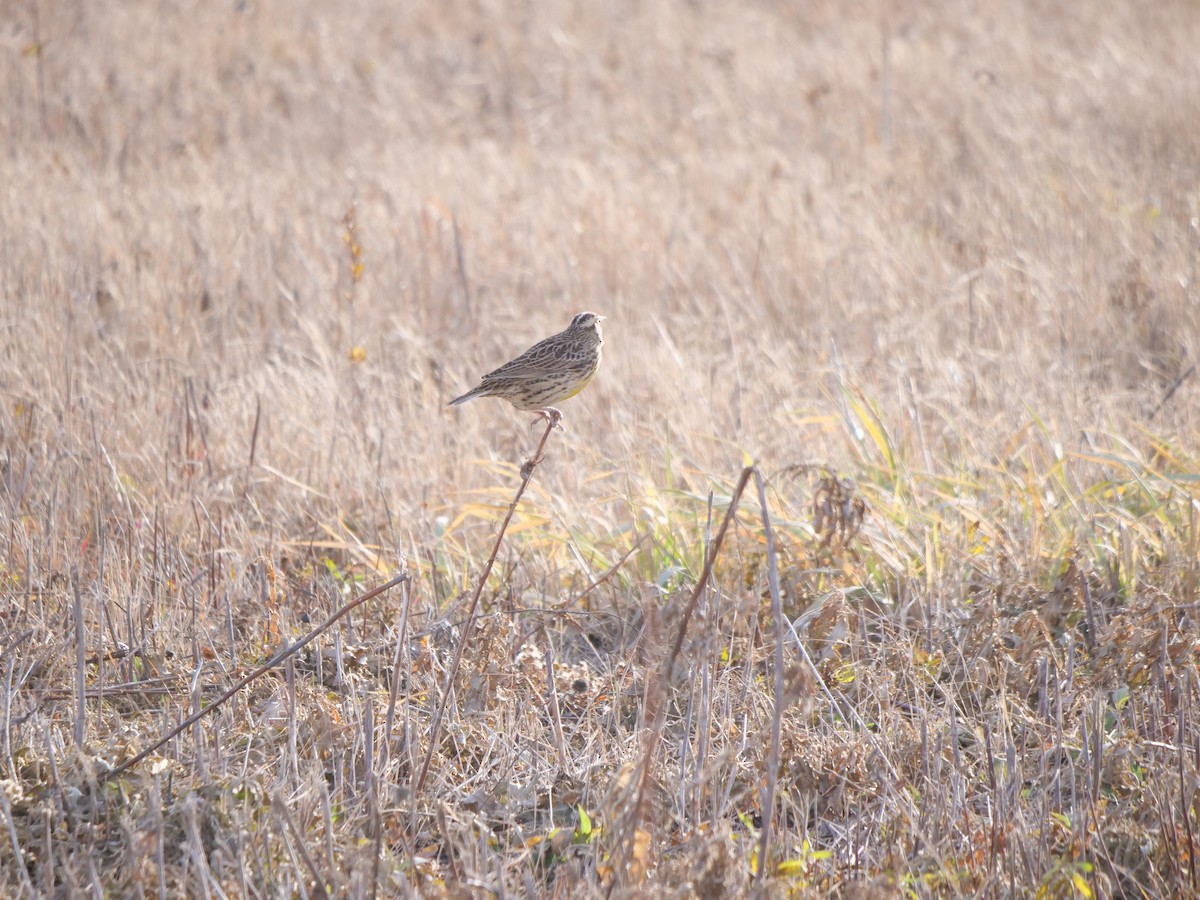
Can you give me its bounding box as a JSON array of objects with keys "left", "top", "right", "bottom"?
[{"left": 448, "top": 311, "right": 605, "bottom": 427}]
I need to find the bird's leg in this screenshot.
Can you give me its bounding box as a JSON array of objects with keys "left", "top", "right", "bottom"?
[
  {"left": 528, "top": 407, "right": 565, "bottom": 431},
  {"left": 521, "top": 409, "right": 563, "bottom": 476}
]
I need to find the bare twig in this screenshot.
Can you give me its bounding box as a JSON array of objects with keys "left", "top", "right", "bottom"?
[
  {"left": 1181, "top": 673, "right": 1197, "bottom": 893},
  {"left": 452, "top": 214, "right": 472, "bottom": 318},
  {"left": 663, "top": 468, "right": 756, "bottom": 679},
  {"left": 691, "top": 491, "right": 715, "bottom": 826},
  {"left": 29, "top": 0, "right": 47, "bottom": 135},
  {"left": 100, "top": 570, "right": 411, "bottom": 782},
  {"left": 72, "top": 568, "right": 85, "bottom": 748},
  {"left": 1149, "top": 362, "right": 1195, "bottom": 419},
  {"left": 543, "top": 639, "right": 569, "bottom": 771},
  {"left": 274, "top": 790, "right": 332, "bottom": 900},
  {"left": 618, "top": 466, "right": 755, "bottom": 887},
  {"left": 559, "top": 532, "right": 650, "bottom": 610},
  {"left": 754, "top": 469, "right": 786, "bottom": 880},
  {"left": 248, "top": 395, "right": 262, "bottom": 468},
  {"left": 0, "top": 790, "right": 34, "bottom": 898},
  {"left": 411, "top": 418, "right": 559, "bottom": 803},
  {"left": 375, "top": 579, "right": 414, "bottom": 899}
]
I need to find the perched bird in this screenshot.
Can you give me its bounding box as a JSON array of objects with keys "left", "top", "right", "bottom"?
[{"left": 448, "top": 312, "right": 605, "bottom": 426}]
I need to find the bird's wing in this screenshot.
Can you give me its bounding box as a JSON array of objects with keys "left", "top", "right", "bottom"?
[{"left": 480, "top": 337, "right": 576, "bottom": 382}]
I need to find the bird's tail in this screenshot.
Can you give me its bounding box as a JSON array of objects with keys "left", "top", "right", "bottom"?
[{"left": 447, "top": 388, "right": 480, "bottom": 407}]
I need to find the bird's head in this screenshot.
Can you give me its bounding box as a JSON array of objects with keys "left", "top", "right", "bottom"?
[{"left": 569, "top": 311, "right": 605, "bottom": 335}]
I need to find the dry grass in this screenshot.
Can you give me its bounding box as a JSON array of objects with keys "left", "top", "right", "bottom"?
[{"left": 2, "top": 0, "right": 1200, "bottom": 895}]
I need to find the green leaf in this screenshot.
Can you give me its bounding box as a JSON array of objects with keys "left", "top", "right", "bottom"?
[{"left": 577, "top": 806, "right": 592, "bottom": 838}]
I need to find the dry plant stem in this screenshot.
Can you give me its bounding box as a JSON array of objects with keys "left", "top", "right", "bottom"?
[
  {"left": 274, "top": 790, "right": 332, "bottom": 900},
  {"left": 412, "top": 418, "right": 558, "bottom": 801},
  {"left": 560, "top": 532, "right": 650, "bottom": 610},
  {"left": 753, "top": 469, "right": 786, "bottom": 881},
  {"left": 620, "top": 466, "right": 754, "bottom": 882},
  {"left": 151, "top": 776, "right": 166, "bottom": 898},
  {"left": 100, "top": 570, "right": 411, "bottom": 782},
  {"left": 664, "top": 467, "right": 756, "bottom": 678},
  {"left": 382, "top": 578, "right": 414, "bottom": 772},
  {"left": 72, "top": 568, "right": 85, "bottom": 748},
  {"left": 452, "top": 214, "right": 472, "bottom": 316},
  {"left": 1181, "top": 675, "right": 1197, "bottom": 892},
  {"left": 780, "top": 612, "right": 903, "bottom": 785},
  {"left": 374, "top": 582, "right": 414, "bottom": 900},
  {"left": 362, "top": 695, "right": 382, "bottom": 900},
  {"left": 1150, "top": 362, "right": 1196, "bottom": 419},
  {"left": 0, "top": 791, "right": 34, "bottom": 897},
  {"left": 190, "top": 665, "right": 206, "bottom": 784},
  {"left": 28, "top": 0, "right": 47, "bottom": 133},
  {"left": 691, "top": 492, "right": 715, "bottom": 825},
  {"left": 543, "top": 639, "right": 569, "bottom": 771}
]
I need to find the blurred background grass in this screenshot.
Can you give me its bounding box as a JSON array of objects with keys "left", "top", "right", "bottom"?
[{"left": 2, "top": 1, "right": 1199, "bottom": 895}]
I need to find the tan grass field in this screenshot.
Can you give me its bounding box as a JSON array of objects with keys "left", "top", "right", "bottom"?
[{"left": 3, "top": 0, "right": 1200, "bottom": 895}]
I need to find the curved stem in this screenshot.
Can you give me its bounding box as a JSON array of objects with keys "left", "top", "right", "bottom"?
[
  {"left": 101, "top": 570, "right": 411, "bottom": 782},
  {"left": 412, "top": 420, "right": 558, "bottom": 800}
]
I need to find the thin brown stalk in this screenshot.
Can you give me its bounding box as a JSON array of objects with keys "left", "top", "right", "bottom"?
[
  {"left": 452, "top": 214, "right": 473, "bottom": 317},
  {"left": 190, "top": 664, "right": 205, "bottom": 783},
  {"left": 72, "top": 568, "right": 85, "bottom": 749},
  {"left": 286, "top": 656, "right": 299, "bottom": 788},
  {"left": 100, "top": 570, "right": 411, "bottom": 782},
  {"left": 753, "top": 469, "right": 786, "bottom": 881},
  {"left": 1149, "top": 362, "right": 1196, "bottom": 419},
  {"left": 382, "top": 576, "right": 413, "bottom": 771},
  {"left": 248, "top": 395, "right": 262, "bottom": 468},
  {"left": 362, "top": 693, "right": 376, "bottom": 886},
  {"left": 151, "top": 775, "right": 166, "bottom": 899},
  {"left": 411, "top": 418, "right": 559, "bottom": 801},
  {"left": 0, "top": 790, "right": 34, "bottom": 898},
  {"left": 691, "top": 491, "right": 715, "bottom": 826},
  {"left": 275, "top": 789, "right": 332, "bottom": 899},
  {"left": 617, "top": 465, "right": 754, "bottom": 888},
  {"left": 543, "top": 639, "right": 569, "bottom": 771},
  {"left": 664, "top": 468, "right": 756, "bottom": 685},
  {"left": 28, "top": 0, "right": 46, "bottom": 134},
  {"left": 560, "top": 532, "right": 649, "bottom": 610},
  {"left": 183, "top": 792, "right": 216, "bottom": 899},
  {"left": 1181, "top": 677, "right": 1197, "bottom": 893},
  {"left": 374, "top": 580, "right": 413, "bottom": 900}
]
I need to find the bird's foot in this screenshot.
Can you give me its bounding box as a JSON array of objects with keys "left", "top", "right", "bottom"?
[{"left": 528, "top": 407, "right": 565, "bottom": 431}]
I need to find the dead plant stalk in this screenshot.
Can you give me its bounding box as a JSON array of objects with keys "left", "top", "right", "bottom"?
[
  {"left": 411, "top": 418, "right": 560, "bottom": 800},
  {"left": 100, "top": 569, "right": 412, "bottom": 781},
  {"left": 618, "top": 465, "right": 755, "bottom": 888}
]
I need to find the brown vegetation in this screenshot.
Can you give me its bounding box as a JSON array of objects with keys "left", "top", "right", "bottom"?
[{"left": 2, "top": 0, "right": 1199, "bottom": 895}]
